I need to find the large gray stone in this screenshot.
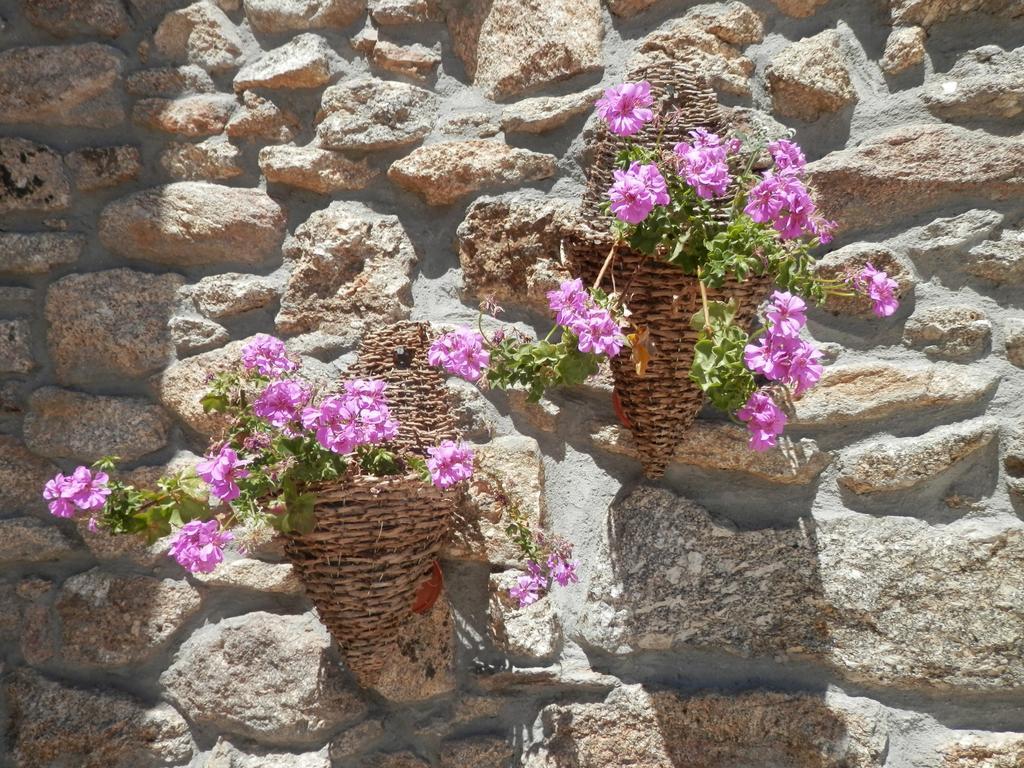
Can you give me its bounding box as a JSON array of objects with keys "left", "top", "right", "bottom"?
[
  {"left": 0, "top": 436, "right": 59, "bottom": 514},
  {"left": 66, "top": 145, "right": 142, "bottom": 191},
  {"left": 0, "top": 318, "right": 35, "bottom": 374},
  {"left": 204, "top": 739, "right": 331, "bottom": 768},
  {"left": 169, "top": 315, "right": 231, "bottom": 355},
  {"left": 456, "top": 194, "right": 573, "bottom": 314},
  {"left": 0, "top": 44, "right": 125, "bottom": 127},
  {"left": 24, "top": 0, "right": 131, "bottom": 37},
  {"left": 371, "top": 598, "right": 457, "bottom": 703},
  {"left": 790, "top": 362, "right": 1000, "bottom": 427},
  {"left": 837, "top": 419, "right": 997, "bottom": 494},
  {"left": 161, "top": 136, "right": 243, "bottom": 180},
  {"left": 233, "top": 33, "right": 334, "bottom": 90},
  {"left": 24, "top": 387, "right": 172, "bottom": 463},
  {"left": 226, "top": 90, "right": 300, "bottom": 142},
  {"left": 99, "top": 182, "right": 286, "bottom": 267},
  {"left": 0, "top": 517, "right": 76, "bottom": 565},
  {"left": 259, "top": 145, "right": 377, "bottom": 193},
  {"left": 812, "top": 244, "right": 915, "bottom": 317},
  {"left": 0, "top": 232, "right": 83, "bottom": 275},
  {"left": 881, "top": 25, "right": 927, "bottom": 75},
  {"left": 500, "top": 87, "right": 602, "bottom": 134},
  {"left": 6, "top": 669, "right": 193, "bottom": 768},
  {"left": 389, "top": 141, "right": 557, "bottom": 205},
  {"left": 314, "top": 77, "right": 436, "bottom": 151},
  {"left": 0, "top": 137, "right": 70, "bottom": 214},
  {"left": 940, "top": 734, "right": 1024, "bottom": 767},
  {"left": 525, "top": 685, "right": 884, "bottom": 768},
  {"left": 903, "top": 304, "right": 992, "bottom": 360},
  {"left": 51, "top": 568, "right": 202, "bottom": 668},
  {"left": 45, "top": 269, "right": 184, "bottom": 385},
  {"left": 965, "top": 226, "right": 1024, "bottom": 284},
  {"left": 153, "top": 338, "right": 247, "bottom": 437},
  {"left": 188, "top": 272, "right": 279, "bottom": 318},
  {"left": 154, "top": 1, "right": 246, "bottom": 73},
  {"left": 807, "top": 125, "right": 1024, "bottom": 235},
  {"left": 160, "top": 611, "right": 366, "bottom": 745},
  {"left": 766, "top": 29, "right": 857, "bottom": 120},
  {"left": 243, "top": 0, "right": 365, "bottom": 33},
  {"left": 126, "top": 65, "right": 217, "bottom": 97},
  {"left": 133, "top": 93, "right": 237, "bottom": 137},
  {"left": 276, "top": 201, "right": 416, "bottom": 343},
  {"left": 489, "top": 570, "right": 561, "bottom": 663},
  {"left": 444, "top": 0, "right": 603, "bottom": 100},
  {"left": 889, "top": 0, "right": 1024, "bottom": 26},
  {"left": 924, "top": 45, "right": 1024, "bottom": 120}
]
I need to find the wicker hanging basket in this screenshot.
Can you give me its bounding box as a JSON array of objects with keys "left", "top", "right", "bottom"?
[
  {"left": 283, "top": 322, "right": 458, "bottom": 685},
  {"left": 564, "top": 56, "right": 771, "bottom": 478}
]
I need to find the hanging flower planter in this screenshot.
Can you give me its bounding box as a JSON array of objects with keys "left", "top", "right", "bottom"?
[
  {"left": 425, "top": 58, "right": 900, "bottom": 479},
  {"left": 41, "top": 322, "right": 473, "bottom": 686}
]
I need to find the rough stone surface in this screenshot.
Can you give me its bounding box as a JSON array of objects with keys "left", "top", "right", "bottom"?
[
  {"left": 370, "top": 0, "right": 442, "bottom": 24},
  {"left": 24, "top": 387, "right": 172, "bottom": 463},
  {"left": 1006, "top": 318, "right": 1024, "bottom": 367},
  {"left": 233, "top": 34, "right": 334, "bottom": 91},
  {"left": 133, "top": 94, "right": 237, "bottom": 137},
  {"left": 606, "top": 0, "right": 658, "bottom": 17},
  {"left": 440, "top": 737, "right": 514, "bottom": 768},
  {"left": 445, "top": 0, "right": 603, "bottom": 100},
  {"left": 500, "top": 87, "right": 602, "bottom": 134},
  {"left": 170, "top": 315, "right": 231, "bottom": 354},
  {"left": 204, "top": 739, "right": 332, "bottom": 768},
  {"left": 7, "top": 670, "right": 193, "bottom": 768},
  {"left": 685, "top": 2, "right": 765, "bottom": 45},
  {"left": 0, "top": 318, "right": 35, "bottom": 374},
  {"left": 154, "top": 1, "right": 246, "bottom": 73},
  {"left": 0, "top": 517, "right": 75, "bottom": 565},
  {"left": 813, "top": 244, "right": 915, "bottom": 317},
  {"left": 189, "top": 273, "right": 279, "bottom": 318},
  {"left": 0, "top": 43, "right": 125, "bottom": 128},
  {"left": 226, "top": 90, "right": 300, "bottom": 142},
  {"left": 881, "top": 26, "right": 927, "bottom": 75},
  {"left": 0, "top": 137, "right": 70, "bottom": 214},
  {"left": 526, "top": 685, "right": 883, "bottom": 767},
  {"left": 592, "top": 420, "right": 832, "bottom": 484},
  {"left": 0, "top": 232, "right": 83, "bottom": 275},
  {"left": 0, "top": 436, "right": 58, "bottom": 514},
  {"left": 965, "top": 226, "right": 1024, "bottom": 284},
  {"left": 259, "top": 145, "right": 377, "bottom": 193},
  {"left": 790, "top": 363, "right": 1000, "bottom": 427},
  {"left": 66, "top": 145, "right": 142, "bottom": 191},
  {"left": 446, "top": 435, "right": 545, "bottom": 566},
  {"left": 99, "top": 182, "right": 286, "bottom": 266},
  {"left": 46, "top": 269, "right": 183, "bottom": 384},
  {"left": 161, "top": 611, "right": 366, "bottom": 745},
  {"left": 941, "top": 734, "right": 1024, "bottom": 767},
  {"left": 766, "top": 29, "right": 858, "bottom": 120},
  {"left": 192, "top": 558, "right": 304, "bottom": 594},
  {"left": 457, "top": 194, "right": 573, "bottom": 313},
  {"left": 837, "top": 419, "right": 997, "bottom": 494},
  {"left": 276, "top": 201, "right": 417, "bottom": 343},
  {"left": 924, "top": 45, "right": 1024, "bottom": 120},
  {"left": 807, "top": 125, "right": 1024, "bottom": 234},
  {"left": 389, "top": 141, "right": 556, "bottom": 205},
  {"left": 243, "top": 0, "right": 365, "bottom": 33},
  {"left": 315, "top": 77, "right": 436, "bottom": 150},
  {"left": 372, "top": 40, "right": 440, "bottom": 80},
  {"left": 889, "top": 0, "right": 1024, "bottom": 27},
  {"left": 903, "top": 304, "right": 992, "bottom": 359},
  {"left": 635, "top": 18, "right": 756, "bottom": 97},
  {"left": 24, "top": 0, "right": 131, "bottom": 37},
  {"left": 489, "top": 571, "right": 562, "bottom": 662},
  {"left": 126, "top": 65, "right": 216, "bottom": 97},
  {"left": 51, "top": 569, "right": 202, "bottom": 668},
  {"left": 439, "top": 111, "right": 500, "bottom": 138},
  {"left": 161, "top": 136, "right": 243, "bottom": 180},
  {"left": 154, "top": 338, "right": 247, "bottom": 436}
]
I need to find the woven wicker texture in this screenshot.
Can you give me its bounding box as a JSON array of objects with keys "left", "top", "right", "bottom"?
[
  {"left": 565, "top": 55, "right": 770, "bottom": 478},
  {"left": 284, "top": 322, "right": 457, "bottom": 684}
]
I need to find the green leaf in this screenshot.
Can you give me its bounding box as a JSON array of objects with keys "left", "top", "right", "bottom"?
[{"left": 286, "top": 492, "right": 316, "bottom": 535}]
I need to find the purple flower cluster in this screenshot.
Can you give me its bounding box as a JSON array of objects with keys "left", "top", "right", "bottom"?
[
  {"left": 736, "top": 390, "right": 788, "bottom": 452},
  {"left": 301, "top": 379, "right": 398, "bottom": 455},
  {"left": 425, "top": 439, "right": 474, "bottom": 489},
  {"left": 508, "top": 551, "right": 579, "bottom": 609},
  {"left": 167, "top": 519, "right": 233, "bottom": 574},
  {"left": 853, "top": 263, "right": 900, "bottom": 317},
  {"left": 595, "top": 80, "right": 654, "bottom": 137},
  {"left": 241, "top": 334, "right": 298, "bottom": 378},
  {"left": 43, "top": 466, "right": 110, "bottom": 518},
  {"left": 546, "top": 278, "right": 625, "bottom": 358},
  {"left": 674, "top": 129, "right": 732, "bottom": 200},
  {"left": 744, "top": 141, "right": 836, "bottom": 243},
  {"left": 428, "top": 328, "right": 491, "bottom": 382},
  {"left": 253, "top": 379, "right": 310, "bottom": 428},
  {"left": 743, "top": 291, "right": 823, "bottom": 397},
  {"left": 196, "top": 445, "right": 251, "bottom": 502},
  {"left": 609, "top": 161, "right": 670, "bottom": 224}
]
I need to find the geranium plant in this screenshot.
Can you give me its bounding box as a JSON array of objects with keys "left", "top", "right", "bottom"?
[
  {"left": 41, "top": 334, "right": 475, "bottom": 574},
  {"left": 430, "top": 80, "right": 899, "bottom": 452}
]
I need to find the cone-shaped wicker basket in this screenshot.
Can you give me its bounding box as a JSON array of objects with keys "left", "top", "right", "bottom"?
[
  {"left": 283, "top": 322, "right": 458, "bottom": 685},
  {"left": 564, "top": 55, "right": 771, "bottom": 478}
]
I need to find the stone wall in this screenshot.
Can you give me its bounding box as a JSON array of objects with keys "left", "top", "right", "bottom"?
[{"left": 1, "top": 0, "right": 1023, "bottom": 765}]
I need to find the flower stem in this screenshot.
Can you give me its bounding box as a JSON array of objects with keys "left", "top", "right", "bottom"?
[
  {"left": 593, "top": 240, "right": 619, "bottom": 291},
  {"left": 696, "top": 265, "right": 712, "bottom": 334}
]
